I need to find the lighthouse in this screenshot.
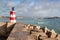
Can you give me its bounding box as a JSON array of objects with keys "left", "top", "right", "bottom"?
[{"left": 10, "top": 7, "right": 16, "bottom": 23}]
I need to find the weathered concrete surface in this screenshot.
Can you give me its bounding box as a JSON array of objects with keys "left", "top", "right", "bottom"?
[{"left": 7, "top": 23, "right": 35, "bottom": 40}]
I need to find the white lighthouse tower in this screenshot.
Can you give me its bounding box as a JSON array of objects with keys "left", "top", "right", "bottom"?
[{"left": 10, "top": 7, "right": 16, "bottom": 23}]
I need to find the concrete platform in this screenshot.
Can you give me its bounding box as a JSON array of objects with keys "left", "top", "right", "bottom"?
[{"left": 7, "top": 23, "right": 35, "bottom": 40}]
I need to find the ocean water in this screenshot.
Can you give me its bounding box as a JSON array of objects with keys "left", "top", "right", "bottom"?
[{"left": 0, "top": 17, "right": 60, "bottom": 34}]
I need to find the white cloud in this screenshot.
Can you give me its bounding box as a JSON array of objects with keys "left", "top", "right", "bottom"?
[
  {"left": 0, "top": 0, "right": 60, "bottom": 17},
  {"left": 7, "top": 1, "right": 17, "bottom": 7},
  {"left": 7, "top": 0, "right": 60, "bottom": 17}
]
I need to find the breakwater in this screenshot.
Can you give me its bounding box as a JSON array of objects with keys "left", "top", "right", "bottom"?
[
  {"left": 0, "top": 22, "right": 60, "bottom": 40},
  {"left": 7, "top": 22, "right": 60, "bottom": 40}
]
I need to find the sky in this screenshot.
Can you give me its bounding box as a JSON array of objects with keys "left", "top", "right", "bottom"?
[{"left": 0, "top": 0, "right": 60, "bottom": 17}]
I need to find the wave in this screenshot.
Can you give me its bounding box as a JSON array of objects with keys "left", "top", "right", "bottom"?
[
  {"left": 38, "top": 21, "right": 49, "bottom": 24},
  {"left": 38, "top": 22, "right": 45, "bottom": 24}
]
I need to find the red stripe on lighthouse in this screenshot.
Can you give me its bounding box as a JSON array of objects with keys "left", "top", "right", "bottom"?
[
  {"left": 10, "top": 17, "right": 16, "bottom": 20},
  {"left": 10, "top": 11, "right": 15, "bottom": 14}
]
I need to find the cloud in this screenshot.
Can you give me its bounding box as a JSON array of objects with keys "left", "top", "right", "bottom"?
[
  {"left": 0, "top": 0, "right": 60, "bottom": 17},
  {"left": 15, "top": 0, "right": 60, "bottom": 17},
  {"left": 7, "top": 1, "right": 17, "bottom": 7}
]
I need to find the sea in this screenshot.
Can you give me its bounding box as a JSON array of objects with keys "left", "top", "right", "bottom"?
[{"left": 0, "top": 17, "right": 60, "bottom": 34}]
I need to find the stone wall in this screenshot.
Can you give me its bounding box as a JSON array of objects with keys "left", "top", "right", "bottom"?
[{"left": 0, "top": 22, "right": 16, "bottom": 40}]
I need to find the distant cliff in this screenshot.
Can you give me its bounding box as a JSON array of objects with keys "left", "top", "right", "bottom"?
[
  {"left": 37, "top": 17, "right": 60, "bottom": 19},
  {"left": 0, "top": 16, "right": 23, "bottom": 19},
  {"left": 0, "top": 16, "right": 9, "bottom": 18},
  {"left": 44, "top": 17, "right": 60, "bottom": 19}
]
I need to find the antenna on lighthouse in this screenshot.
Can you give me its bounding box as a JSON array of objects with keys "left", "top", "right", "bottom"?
[{"left": 10, "top": 7, "right": 16, "bottom": 23}]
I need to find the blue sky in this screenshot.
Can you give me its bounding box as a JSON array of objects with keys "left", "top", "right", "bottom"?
[{"left": 0, "top": 0, "right": 60, "bottom": 17}]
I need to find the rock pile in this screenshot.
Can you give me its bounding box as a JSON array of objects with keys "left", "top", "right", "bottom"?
[{"left": 24, "top": 24, "right": 60, "bottom": 40}]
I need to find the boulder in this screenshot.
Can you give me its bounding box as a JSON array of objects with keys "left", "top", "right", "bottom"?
[
  {"left": 56, "top": 34, "right": 60, "bottom": 40},
  {"left": 42, "top": 27, "right": 50, "bottom": 33},
  {"left": 50, "top": 29, "right": 57, "bottom": 38},
  {"left": 44, "top": 27, "right": 50, "bottom": 33},
  {"left": 46, "top": 31, "right": 52, "bottom": 38},
  {"left": 25, "top": 24, "right": 31, "bottom": 29},
  {"left": 35, "top": 25, "right": 40, "bottom": 30}
]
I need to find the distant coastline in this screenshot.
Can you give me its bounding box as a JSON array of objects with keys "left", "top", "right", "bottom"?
[
  {"left": 44, "top": 17, "right": 60, "bottom": 19},
  {"left": 0, "top": 16, "right": 60, "bottom": 19}
]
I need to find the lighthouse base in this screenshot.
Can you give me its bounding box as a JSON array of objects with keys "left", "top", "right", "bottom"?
[{"left": 10, "top": 20, "right": 16, "bottom": 23}]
